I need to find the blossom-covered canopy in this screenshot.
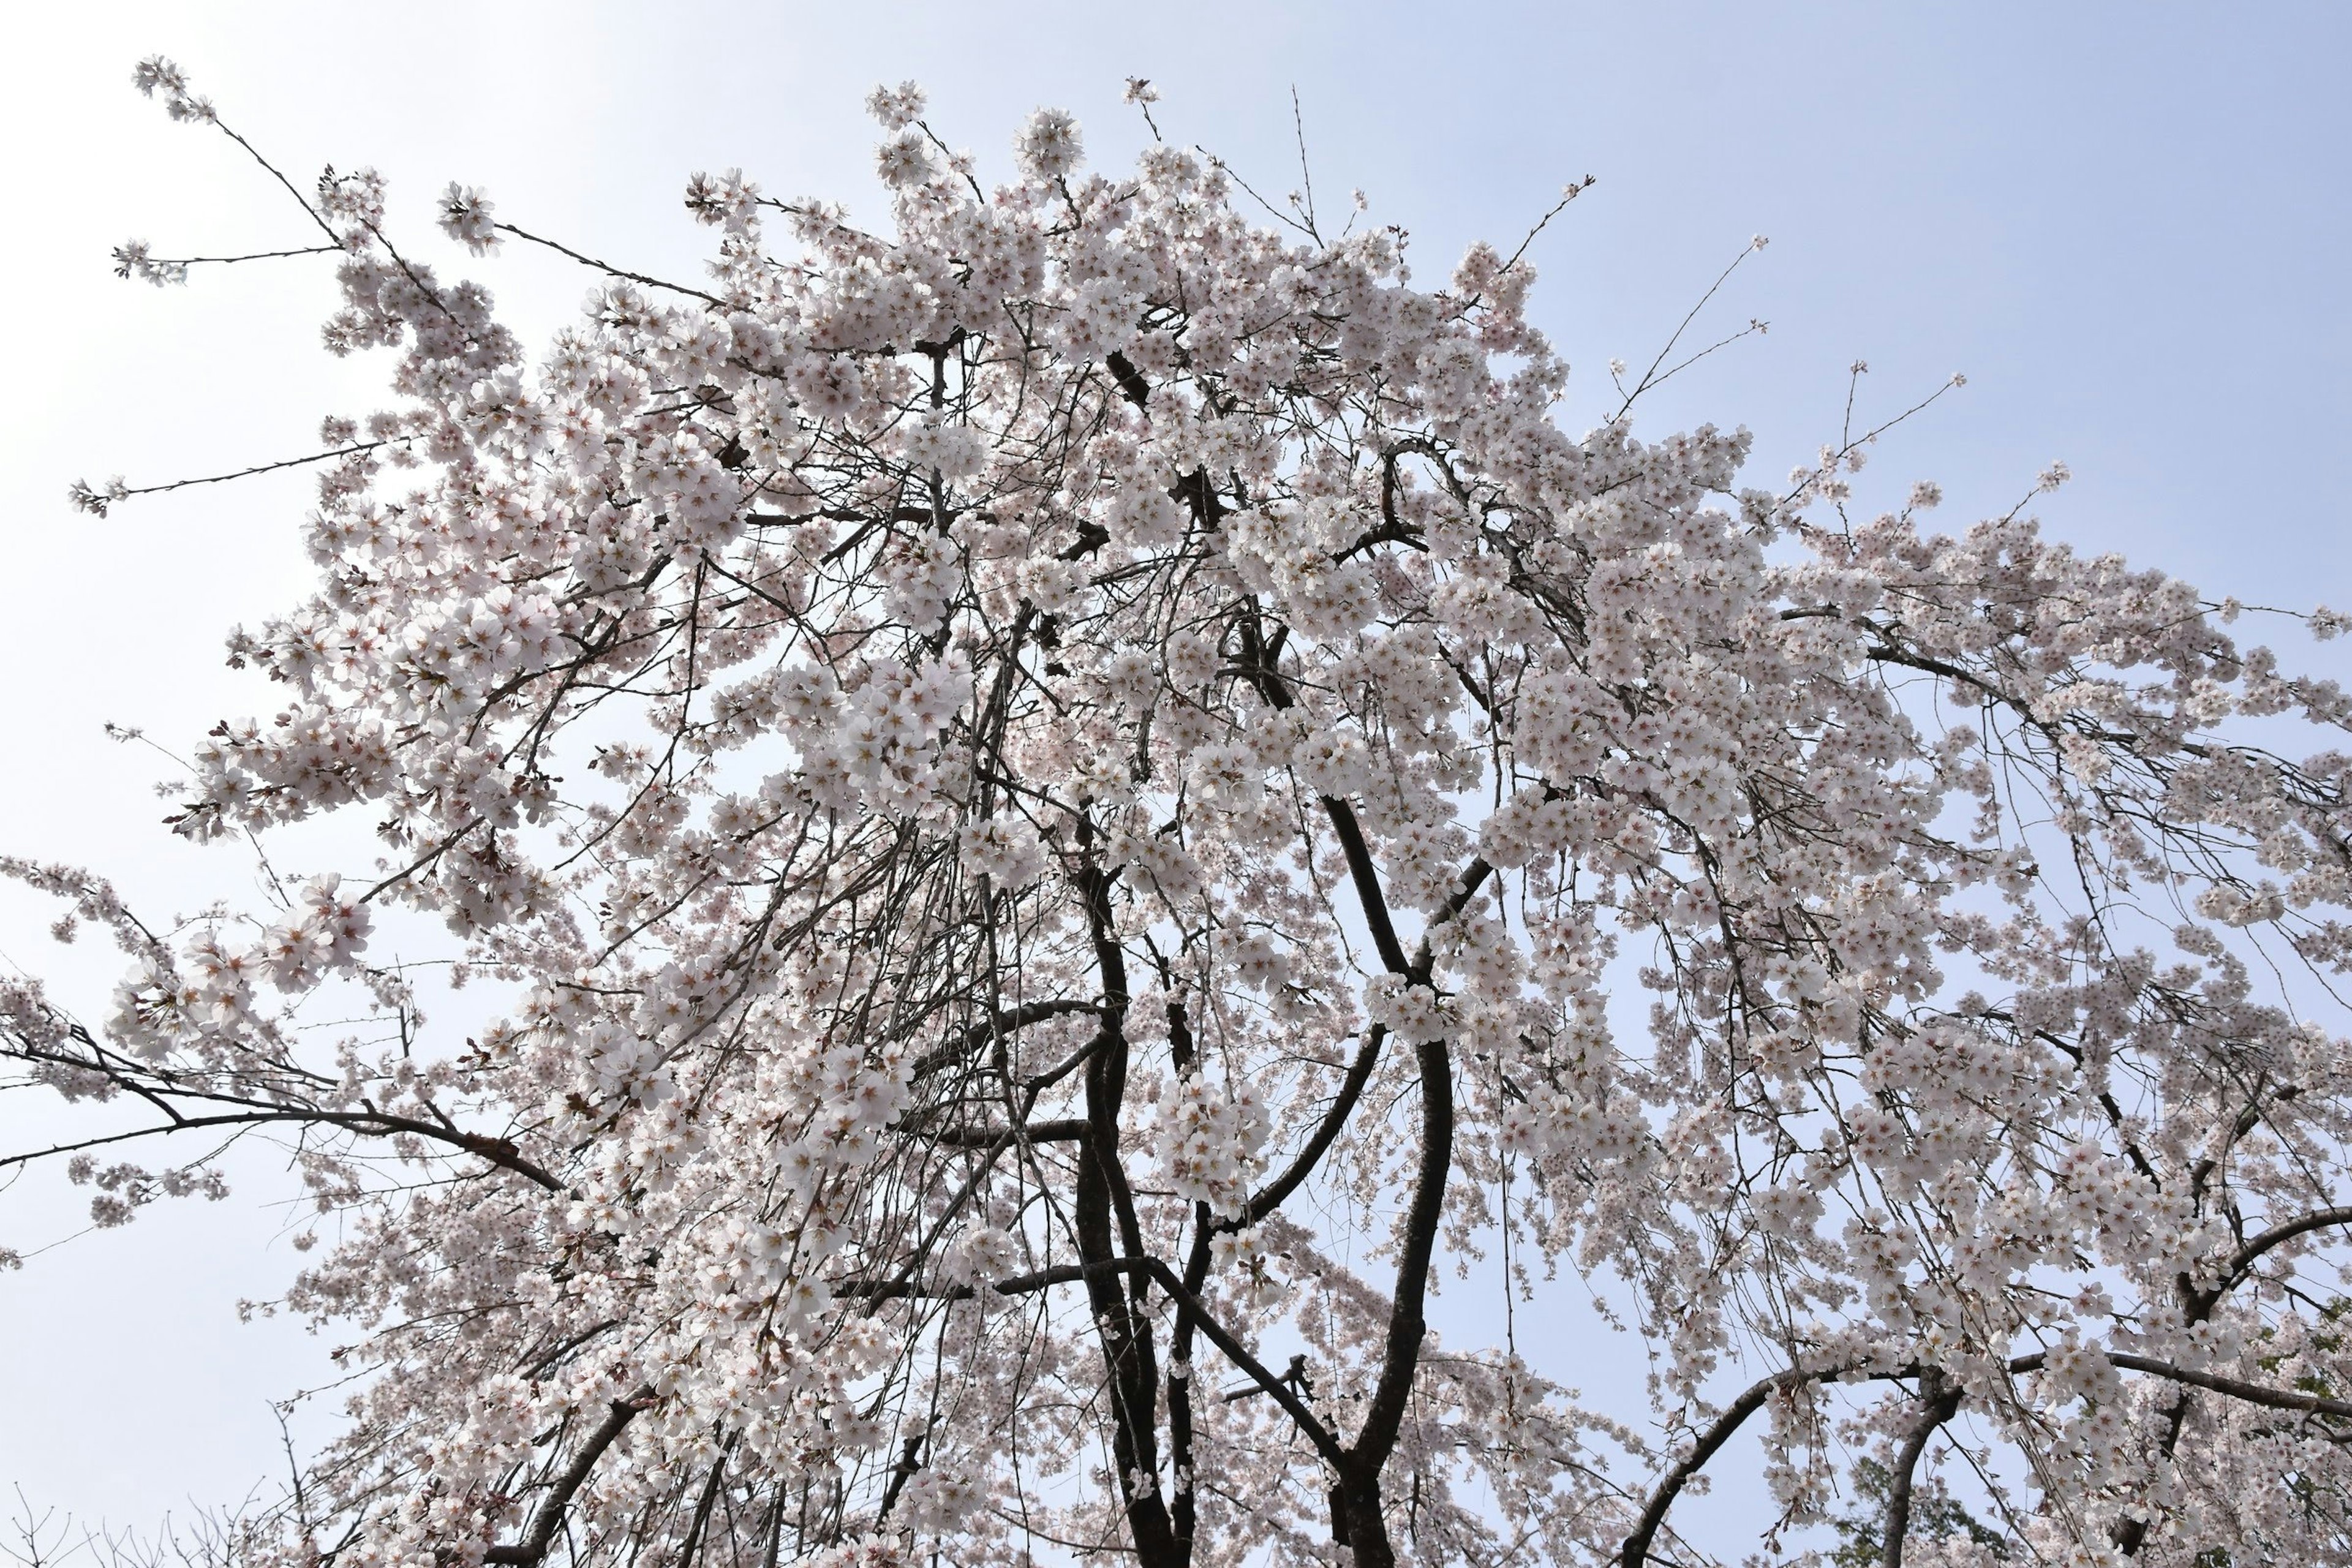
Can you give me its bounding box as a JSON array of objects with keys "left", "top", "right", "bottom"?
[{"left": 12, "top": 61, "right": 2352, "bottom": 1568}]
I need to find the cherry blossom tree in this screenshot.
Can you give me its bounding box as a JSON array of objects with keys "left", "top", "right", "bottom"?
[{"left": 11, "top": 58, "right": 2352, "bottom": 1568}]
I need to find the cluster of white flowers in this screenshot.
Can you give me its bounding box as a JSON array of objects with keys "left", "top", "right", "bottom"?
[
  {"left": 12, "top": 56, "right": 2352, "bottom": 1568},
  {"left": 956, "top": 813, "right": 1047, "bottom": 889},
  {"left": 1153, "top": 1069, "right": 1270, "bottom": 1217},
  {"left": 436, "top": 182, "right": 500, "bottom": 254}
]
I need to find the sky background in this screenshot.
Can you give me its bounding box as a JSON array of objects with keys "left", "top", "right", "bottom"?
[{"left": 1, "top": 0, "right": 2346, "bottom": 1543}]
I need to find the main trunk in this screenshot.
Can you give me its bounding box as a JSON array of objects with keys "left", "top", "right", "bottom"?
[{"left": 1332, "top": 1468, "right": 1396, "bottom": 1568}]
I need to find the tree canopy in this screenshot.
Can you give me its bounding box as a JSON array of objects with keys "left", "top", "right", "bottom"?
[{"left": 10, "top": 59, "right": 2352, "bottom": 1568}]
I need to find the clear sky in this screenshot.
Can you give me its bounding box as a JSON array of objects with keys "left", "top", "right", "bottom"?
[{"left": 1, "top": 0, "right": 2345, "bottom": 1536}]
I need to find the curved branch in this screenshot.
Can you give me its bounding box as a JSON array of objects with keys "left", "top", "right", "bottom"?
[
  {"left": 484, "top": 1386, "right": 656, "bottom": 1564},
  {"left": 0, "top": 1104, "right": 564, "bottom": 1193},
  {"left": 1622, "top": 1346, "right": 2352, "bottom": 1568},
  {"left": 2223, "top": 1205, "right": 2352, "bottom": 1290},
  {"left": 1231, "top": 1025, "right": 1387, "bottom": 1229},
  {"left": 1882, "top": 1378, "right": 1961, "bottom": 1568},
  {"left": 1620, "top": 1367, "right": 1822, "bottom": 1568}
]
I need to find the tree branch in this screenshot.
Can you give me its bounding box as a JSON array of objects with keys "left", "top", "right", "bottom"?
[
  {"left": 840, "top": 1257, "right": 1346, "bottom": 1467},
  {"left": 2224, "top": 1205, "right": 2352, "bottom": 1290},
  {"left": 1621, "top": 1367, "right": 1825, "bottom": 1567},
  {"left": 484, "top": 1387, "right": 656, "bottom": 1564},
  {"left": 908, "top": 998, "right": 1105, "bottom": 1080},
  {"left": 1882, "top": 1377, "right": 1961, "bottom": 1568},
  {"left": 0, "top": 1103, "right": 563, "bottom": 1193},
  {"left": 1231, "top": 1025, "right": 1387, "bottom": 1229}
]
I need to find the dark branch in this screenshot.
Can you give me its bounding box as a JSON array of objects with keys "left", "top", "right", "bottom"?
[{"left": 484, "top": 1387, "right": 656, "bottom": 1564}]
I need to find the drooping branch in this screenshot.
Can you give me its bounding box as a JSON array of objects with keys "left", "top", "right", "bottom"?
[
  {"left": 1620, "top": 1367, "right": 1825, "bottom": 1568},
  {"left": 0, "top": 1099, "right": 565, "bottom": 1193},
  {"left": 1621, "top": 1348, "right": 2352, "bottom": 1568},
  {"left": 2222, "top": 1205, "right": 2352, "bottom": 1291}
]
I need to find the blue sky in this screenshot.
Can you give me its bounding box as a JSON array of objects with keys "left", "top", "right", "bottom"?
[{"left": 1, "top": 0, "right": 2345, "bottom": 1536}]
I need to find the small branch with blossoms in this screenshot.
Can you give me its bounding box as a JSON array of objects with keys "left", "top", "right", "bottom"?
[
  {"left": 112, "top": 239, "right": 342, "bottom": 287},
  {"left": 68, "top": 440, "right": 388, "bottom": 518},
  {"left": 1610, "top": 233, "right": 1770, "bottom": 416}
]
